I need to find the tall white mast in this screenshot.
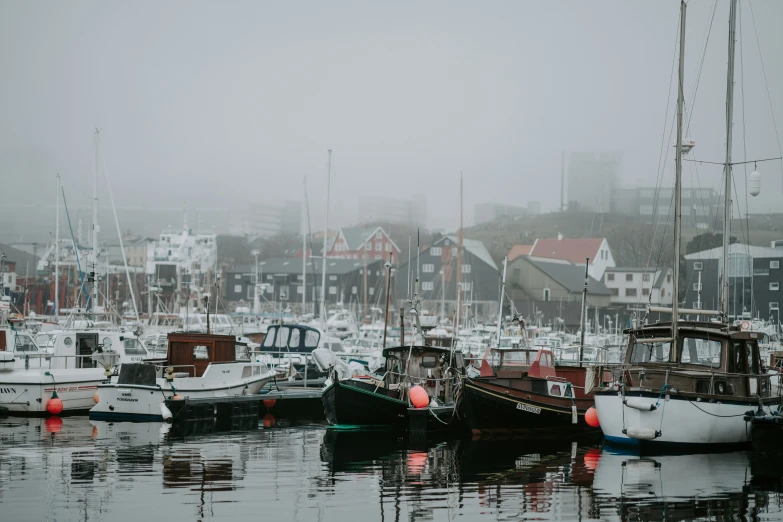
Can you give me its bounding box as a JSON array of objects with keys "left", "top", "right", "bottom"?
[
  {"left": 92, "top": 128, "right": 100, "bottom": 313},
  {"left": 720, "top": 0, "right": 738, "bottom": 319},
  {"left": 671, "top": 0, "right": 687, "bottom": 361},
  {"left": 302, "top": 177, "right": 307, "bottom": 315},
  {"left": 320, "top": 150, "right": 332, "bottom": 327},
  {"left": 54, "top": 173, "right": 60, "bottom": 318},
  {"left": 495, "top": 257, "right": 507, "bottom": 348}
]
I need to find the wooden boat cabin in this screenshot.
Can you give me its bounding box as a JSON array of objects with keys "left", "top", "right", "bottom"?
[
  {"left": 620, "top": 321, "right": 771, "bottom": 398},
  {"left": 166, "top": 332, "right": 251, "bottom": 377},
  {"left": 378, "top": 345, "right": 463, "bottom": 405},
  {"left": 478, "top": 347, "right": 597, "bottom": 401}
]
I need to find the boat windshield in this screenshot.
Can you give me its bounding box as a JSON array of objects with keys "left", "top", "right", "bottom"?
[
  {"left": 680, "top": 337, "right": 722, "bottom": 368},
  {"left": 629, "top": 339, "right": 672, "bottom": 364},
  {"left": 13, "top": 334, "right": 38, "bottom": 352},
  {"left": 123, "top": 338, "right": 148, "bottom": 356}
]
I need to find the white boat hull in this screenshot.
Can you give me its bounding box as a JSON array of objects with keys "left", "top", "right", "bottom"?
[
  {"left": 90, "top": 366, "right": 275, "bottom": 422},
  {"left": 594, "top": 390, "right": 760, "bottom": 448},
  {"left": 0, "top": 369, "right": 107, "bottom": 414}
]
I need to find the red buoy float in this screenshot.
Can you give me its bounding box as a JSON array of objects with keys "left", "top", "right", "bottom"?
[
  {"left": 47, "top": 391, "right": 64, "bottom": 415},
  {"left": 410, "top": 386, "right": 429, "bottom": 409},
  {"left": 263, "top": 399, "right": 277, "bottom": 409},
  {"left": 585, "top": 406, "right": 600, "bottom": 427}
]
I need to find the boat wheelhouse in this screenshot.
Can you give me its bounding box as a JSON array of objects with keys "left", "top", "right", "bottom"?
[{"left": 594, "top": 321, "right": 775, "bottom": 448}]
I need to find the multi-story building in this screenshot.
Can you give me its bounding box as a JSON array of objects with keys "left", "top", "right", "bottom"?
[
  {"left": 229, "top": 201, "right": 302, "bottom": 239},
  {"left": 356, "top": 195, "right": 426, "bottom": 228},
  {"left": 474, "top": 203, "right": 527, "bottom": 225},
  {"left": 612, "top": 186, "right": 721, "bottom": 226},
  {"left": 324, "top": 226, "right": 401, "bottom": 262},
  {"left": 567, "top": 152, "right": 622, "bottom": 213},
  {"left": 603, "top": 267, "right": 673, "bottom": 309},
  {"left": 683, "top": 243, "right": 783, "bottom": 322},
  {"left": 394, "top": 235, "right": 500, "bottom": 320},
  {"left": 225, "top": 257, "right": 386, "bottom": 315}
]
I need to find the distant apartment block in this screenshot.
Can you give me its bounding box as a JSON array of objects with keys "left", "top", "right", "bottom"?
[
  {"left": 567, "top": 152, "right": 622, "bottom": 213},
  {"left": 612, "top": 186, "right": 720, "bottom": 226},
  {"left": 474, "top": 203, "right": 527, "bottom": 225},
  {"left": 357, "top": 195, "right": 426, "bottom": 227},
  {"left": 229, "top": 201, "right": 302, "bottom": 239}
]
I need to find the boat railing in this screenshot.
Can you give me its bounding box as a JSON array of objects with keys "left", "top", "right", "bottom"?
[{"left": 19, "top": 353, "right": 113, "bottom": 370}]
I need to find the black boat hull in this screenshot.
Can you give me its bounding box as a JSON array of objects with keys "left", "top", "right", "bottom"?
[
  {"left": 322, "top": 379, "right": 409, "bottom": 427},
  {"left": 461, "top": 378, "right": 598, "bottom": 437}
]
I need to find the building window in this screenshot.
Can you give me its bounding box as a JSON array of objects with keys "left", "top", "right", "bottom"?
[
  {"left": 376, "top": 231, "right": 382, "bottom": 239},
  {"left": 771, "top": 283, "right": 780, "bottom": 291},
  {"left": 642, "top": 273, "right": 651, "bottom": 282},
  {"left": 422, "top": 281, "right": 434, "bottom": 291},
  {"left": 693, "top": 283, "right": 702, "bottom": 291},
  {"left": 369, "top": 288, "right": 375, "bottom": 295},
  {"left": 247, "top": 286, "right": 254, "bottom": 299},
  {"left": 458, "top": 282, "right": 472, "bottom": 291},
  {"left": 607, "top": 273, "right": 615, "bottom": 281},
  {"left": 642, "top": 288, "right": 650, "bottom": 296},
  {"left": 329, "top": 286, "right": 337, "bottom": 295},
  {"left": 431, "top": 247, "right": 442, "bottom": 256},
  {"left": 329, "top": 275, "right": 337, "bottom": 281},
  {"left": 625, "top": 274, "right": 633, "bottom": 282},
  {"left": 692, "top": 301, "right": 701, "bottom": 309},
  {"left": 694, "top": 262, "right": 703, "bottom": 270},
  {"left": 543, "top": 288, "right": 550, "bottom": 301},
  {"left": 452, "top": 248, "right": 457, "bottom": 256},
  {"left": 385, "top": 243, "right": 392, "bottom": 252},
  {"left": 422, "top": 263, "right": 434, "bottom": 273},
  {"left": 771, "top": 302, "right": 780, "bottom": 311},
  {"left": 462, "top": 264, "right": 471, "bottom": 274},
  {"left": 235, "top": 274, "right": 241, "bottom": 280},
  {"left": 625, "top": 288, "right": 637, "bottom": 297},
  {"left": 234, "top": 285, "right": 242, "bottom": 293},
  {"left": 375, "top": 243, "right": 382, "bottom": 251},
  {"left": 365, "top": 243, "right": 372, "bottom": 251},
  {"left": 611, "top": 288, "right": 619, "bottom": 296},
  {"left": 772, "top": 261, "right": 780, "bottom": 269},
  {"left": 352, "top": 286, "right": 357, "bottom": 294},
  {"left": 640, "top": 205, "right": 654, "bottom": 216},
  {"left": 374, "top": 255, "right": 381, "bottom": 260},
  {"left": 667, "top": 274, "right": 672, "bottom": 283}
]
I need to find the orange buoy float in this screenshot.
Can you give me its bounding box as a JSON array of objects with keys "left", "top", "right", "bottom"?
[
  {"left": 93, "top": 392, "right": 100, "bottom": 404},
  {"left": 263, "top": 399, "right": 277, "bottom": 409},
  {"left": 585, "top": 406, "right": 600, "bottom": 427},
  {"left": 47, "top": 391, "right": 64, "bottom": 415},
  {"left": 583, "top": 448, "right": 601, "bottom": 470},
  {"left": 172, "top": 395, "right": 182, "bottom": 400},
  {"left": 410, "top": 386, "right": 429, "bottom": 409}
]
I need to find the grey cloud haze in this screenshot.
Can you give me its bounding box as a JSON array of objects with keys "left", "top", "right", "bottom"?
[{"left": 1, "top": 0, "right": 781, "bottom": 240}]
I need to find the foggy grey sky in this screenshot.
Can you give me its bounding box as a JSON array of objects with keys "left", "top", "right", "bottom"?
[{"left": 1, "top": 0, "right": 782, "bottom": 238}]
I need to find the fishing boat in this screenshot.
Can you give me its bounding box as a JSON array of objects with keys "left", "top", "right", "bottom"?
[
  {"left": 321, "top": 344, "right": 464, "bottom": 430},
  {"left": 89, "top": 332, "right": 275, "bottom": 421},
  {"left": 460, "top": 346, "right": 601, "bottom": 437},
  {"left": 0, "top": 327, "right": 145, "bottom": 415}
]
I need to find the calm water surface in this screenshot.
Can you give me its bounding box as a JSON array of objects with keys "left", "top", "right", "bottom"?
[{"left": 1, "top": 416, "right": 782, "bottom": 521}]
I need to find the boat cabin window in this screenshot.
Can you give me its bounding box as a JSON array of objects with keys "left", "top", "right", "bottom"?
[
  {"left": 630, "top": 339, "right": 671, "bottom": 363},
  {"left": 500, "top": 350, "right": 536, "bottom": 366},
  {"left": 422, "top": 355, "right": 438, "bottom": 368},
  {"left": 680, "top": 337, "right": 721, "bottom": 368},
  {"left": 275, "top": 327, "right": 290, "bottom": 349},
  {"left": 13, "top": 334, "right": 38, "bottom": 352},
  {"left": 305, "top": 330, "right": 319, "bottom": 348},
  {"left": 235, "top": 344, "right": 250, "bottom": 361},
  {"left": 122, "top": 338, "right": 148, "bottom": 356},
  {"left": 729, "top": 340, "right": 760, "bottom": 374},
  {"left": 289, "top": 328, "right": 301, "bottom": 349},
  {"left": 540, "top": 351, "right": 554, "bottom": 367},
  {"left": 262, "top": 330, "right": 276, "bottom": 348},
  {"left": 193, "top": 345, "right": 210, "bottom": 360}
]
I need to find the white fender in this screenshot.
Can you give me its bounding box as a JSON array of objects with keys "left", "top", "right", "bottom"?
[
  {"left": 624, "top": 398, "right": 657, "bottom": 411},
  {"left": 160, "top": 402, "right": 173, "bottom": 422},
  {"left": 625, "top": 427, "right": 660, "bottom": 440}
]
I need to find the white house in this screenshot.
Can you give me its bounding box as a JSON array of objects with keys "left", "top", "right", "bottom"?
[{"left": 604, "top": 267, "right": 673, "bottom": 308}]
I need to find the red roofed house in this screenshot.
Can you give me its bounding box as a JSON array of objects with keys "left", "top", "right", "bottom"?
[
  {"left": 509, "top": 234, "right": 615, "bottom": 280},
  {"left": 324, "top": 226, "right": 401, "bottom": 262}
]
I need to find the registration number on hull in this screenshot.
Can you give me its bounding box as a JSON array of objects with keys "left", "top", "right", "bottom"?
[{"left": 516, "top": 402, "right": 541, "bottom": 415}]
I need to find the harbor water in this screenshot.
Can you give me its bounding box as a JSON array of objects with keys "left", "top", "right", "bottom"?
[{"left": 2, "top": 417, "right": 783, "bottom": 521}]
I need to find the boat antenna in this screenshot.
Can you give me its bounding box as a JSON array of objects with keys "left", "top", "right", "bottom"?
[
  {"left": 579, "top": 257, "right": 589, "bottom": 367},
  {"left": 406, "top": 234, "right": 412, "bottom": 301},
  {"left": 382, "top": 254, "right": 392, "bottom": 349},
  {"left": 320, "top": 149, "right": 332, "bottom": 329},
  {"left": 54, "top": 173, "right": 60, "bottom": 318},
  {"left": 495, "top": 256, "right": 507, "bottom": 349}
]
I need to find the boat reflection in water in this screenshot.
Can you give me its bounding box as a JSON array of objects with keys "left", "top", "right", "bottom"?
[{"left": 591, "top": 448, "right": 770, "bottom": 520}]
